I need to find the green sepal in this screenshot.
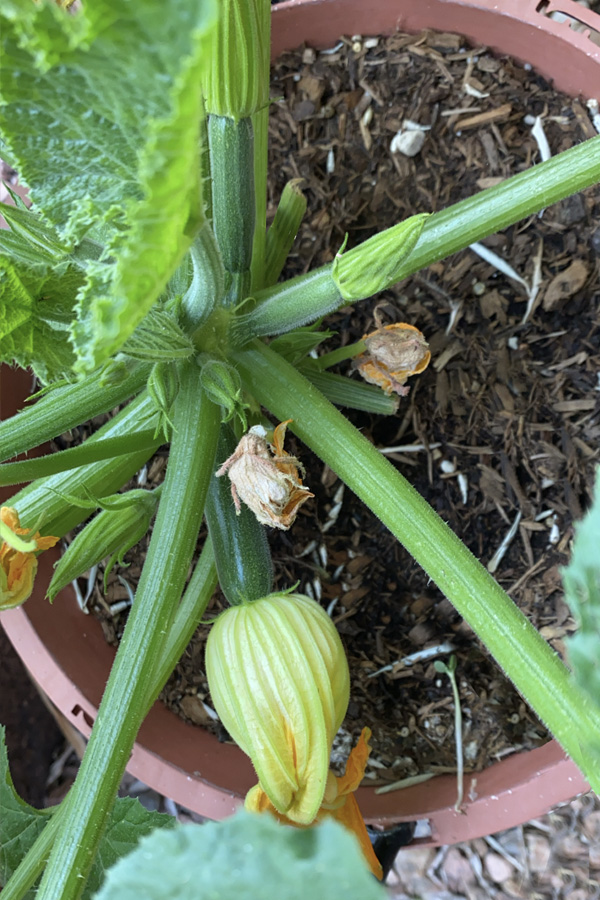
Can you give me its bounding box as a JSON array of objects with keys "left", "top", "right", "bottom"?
[
  {"left": 50, "top": 486, "right": 158, "bottom": 514},
  {"left": 332, "top": 213, "right": 429, "bottom": 301},
  {"left": 147, "top": 362, "right": 179, "bottom": 440},
  {"left": 264, "top": 179, "right": 307, "bottom": 287},
  {"left": 198, "top": 356, "right": 248, "bottom": 429},
  {"left": 0, "top": 520, "right": 37, "bottom": 554},
  {"left": 269, "top": 325, "right": 333, "bottom": 365},
  {"left": 120, "top": 308, "right": 195, "bottom": 361},
  {"left": 47, "top": 488, "right": 159, "bottom": 599}
]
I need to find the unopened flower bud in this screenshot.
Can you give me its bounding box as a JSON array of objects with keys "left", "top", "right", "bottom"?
[
  {"left": 205, "top": 591, "right": 350, "bottom": 824},
  {"left": 47, "top": 490, "right": 158, "bottom": 600},
  {"left": 332, "top": 213, "right": 428, "bottom": 301},
  {"left": 0, "top": 507, "right": 58, "bottom": 610},
  {"left": 199, "top": 357, "right": 248, "bottom": 429},
  {"left": 353, "top": 322, "right": 430, "bottom": 396},
  {"left": 148, "top": 362, "right": 179, "bottom": 417},
  {"left": 215, "top": 420, "right": 313, "bottom": 529}
]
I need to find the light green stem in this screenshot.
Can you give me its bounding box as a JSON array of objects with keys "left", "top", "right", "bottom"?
[
  {"left": 235, "top": 341, "right": 600, "bottom": 791},
  {"left": 0, "top": 430, "right": 159, "bottom": 487},
  {"left": 299, "top": 365, "right": 398, "bottom": 415},
  {"left": 234, "top": 135, "right": 600, "bottom": 341},
  {"left": 9, "top": 394, "right": 159, "bottom": 537},
  {"left": 314, "top": 341, "right": 366, "bottom": 370},
  {"left": 0, "top": 363, "right": 149, "bottom": 463},
  {"left": 1, "top": 540, "right": 218, "bottom": 900},
  {"left": 144, "top": 537, "right": 218, "bottom": 710},
  {"left": 35, "top": 364, "right": 220, "bottom": 900}
]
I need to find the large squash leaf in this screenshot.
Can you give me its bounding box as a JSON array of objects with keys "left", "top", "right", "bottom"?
[{"left": 0, "top": 0, "right": 217, "bottom": 372}]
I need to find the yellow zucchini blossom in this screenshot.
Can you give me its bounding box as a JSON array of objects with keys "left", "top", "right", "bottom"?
[
  {"left": 0, "top": 507, "right": 59, "bottom": 610},
  {"left": 246, "top": 727, "right": 384, "bottom": 880},
  {"left": 205, "top": 591, "right": 382, "bottom": 879}
]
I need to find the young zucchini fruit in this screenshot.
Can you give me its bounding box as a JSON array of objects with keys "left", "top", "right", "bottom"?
[{"left": 205, "top": 425, "right": 274, "bottom": 605}]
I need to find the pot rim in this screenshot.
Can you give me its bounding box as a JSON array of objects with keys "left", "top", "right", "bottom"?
[
  {"left": 1, "top": 0, "right": 596, "bottom": 845},
  {"left": 271, "top": 0, "right": 600, "bottom": 99}
]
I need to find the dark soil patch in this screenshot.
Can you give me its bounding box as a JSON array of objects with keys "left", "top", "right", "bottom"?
[
  {"left": 0, "top": 626, "right": 64, "bottom": 807},
  {"left": 85, "top": 30, "right": 599, "bottom": 785}
]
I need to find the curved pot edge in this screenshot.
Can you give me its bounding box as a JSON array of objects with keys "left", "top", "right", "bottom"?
[
  {"left": 1, "top": 0, "right": 597, "bottom": 844},
  {"left": 0, "top": 598, "right": 589, "bottom": 841},
  {"left": 271, "top": 0, "right": 600, "bottom": 99}
]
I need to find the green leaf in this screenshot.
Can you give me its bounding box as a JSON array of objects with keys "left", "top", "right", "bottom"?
[
  {"left": 0, "top": 0, "right": 218, "bottom": 372},
  {"left": 563, "top": 468, "right": 600, "bottom": 712},
  {"left": 269, "top": 325, "right": 333, "bottom": 365},
  {"left": 0, "top": 726, "right": 176, "bottom": 899},
  {"left": 0, "top": 254, "right": 81, "bottom": 381},
  {"left": 0, "top": 202, "right": 69, "bottom": 267},
  {"left": 85, "top": 799, "right": 176, "bottom": 900},
  {"left": 0, "top": 725, "right": 52, "bottom": 899},
  {"left": 92, "top": 810, "right": 386, "bottom": 900}
]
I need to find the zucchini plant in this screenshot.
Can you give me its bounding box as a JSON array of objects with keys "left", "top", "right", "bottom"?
[{"left": 0, "top": 1, "right": 599, "bottom": 897}]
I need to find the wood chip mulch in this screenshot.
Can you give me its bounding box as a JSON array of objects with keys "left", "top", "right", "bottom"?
[{"left": 66, "top": 29, "right": 600, "bottom": 786}]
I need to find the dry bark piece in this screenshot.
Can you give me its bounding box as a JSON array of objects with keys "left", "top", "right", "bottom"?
[{"left": 542, "top": 259, "right": 589, "bottom": 310}]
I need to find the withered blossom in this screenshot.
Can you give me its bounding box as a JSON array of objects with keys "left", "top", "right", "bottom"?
[
  {"left": 215, "top": 420, "right": 313, "bottom": 530},
  {"left": 353, "top": 322, "right": 430, "bottom": 397},
  {"left": 0, "top": 507, "right": 59, "bottom": 610}
]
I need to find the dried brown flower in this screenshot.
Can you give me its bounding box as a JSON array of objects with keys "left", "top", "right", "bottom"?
[
  {"left": 215, "top": 420, "right": 313, "bottom": 530},
  {"left": 353, "top": 322, "right": 430, "bottom": 396}
]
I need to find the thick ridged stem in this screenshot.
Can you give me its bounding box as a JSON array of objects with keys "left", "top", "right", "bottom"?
[
  {"left": 35, "top": 364, "right": 220, "bottom": 900},
  {"left": 233, "top": 135, "right": 600, "bottom": 341},
  {"left": 234, "top": 341, "right": 600, "bottom": 791},
  {"left": 0, "top": 363, "right": 149, "bottom": 462}
]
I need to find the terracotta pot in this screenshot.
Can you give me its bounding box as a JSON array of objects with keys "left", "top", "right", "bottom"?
[{"left": 1, "top": 0, "right": 595, "bottom": 847}]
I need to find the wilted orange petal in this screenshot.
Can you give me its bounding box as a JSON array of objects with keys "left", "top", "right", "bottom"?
[
  {"left": 34, "top": 534, "right": 60, "bottom": 551},
  {"left": 336, "top": 726, "right": 372, "bottom": 796},
  {"left": 272, "top": 419, "right": 293, "bottom": 457},
  {"left": 320, "top": 791, "right": 383, "bottom": 880}
]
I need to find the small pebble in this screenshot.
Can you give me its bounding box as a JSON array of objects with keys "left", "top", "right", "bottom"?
[
  {"left": 590, "top": 226, "right": 600, "bottom": 254},
  {"left": 390, "top": 129, "right": 425, "bottom": 157},
  {"left": 525, "top": 833, "right": 551, "bottom": 872},
  {"left": 484, "top": 851, "right": 513, "bottom": 884}
]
